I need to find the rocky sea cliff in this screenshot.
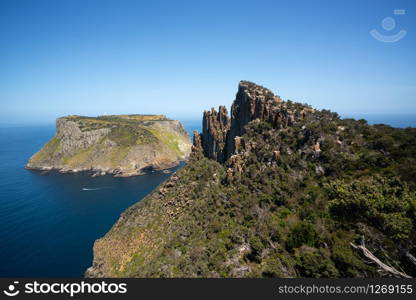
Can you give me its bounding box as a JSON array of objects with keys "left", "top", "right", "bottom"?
[{"left": 26, "top": 115, "right": 192, "bottom": 177}]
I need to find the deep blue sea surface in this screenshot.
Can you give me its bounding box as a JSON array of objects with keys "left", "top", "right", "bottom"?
[
  {"left": 342, "top": 114, "right": 416, "bottom": 128},
  {"left": 0, "top": 116, "right": 413, "bottom": 277},
  {"left": 0, "top": 120, "right": 201, "bottom": 277}
]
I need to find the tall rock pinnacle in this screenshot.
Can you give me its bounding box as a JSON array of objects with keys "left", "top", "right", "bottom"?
[{"left": 193, "top": 80, "right": 310, "bottom": 163}]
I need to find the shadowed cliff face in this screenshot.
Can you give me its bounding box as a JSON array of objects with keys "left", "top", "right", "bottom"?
[
  {"left": 26, "top": 115, "right": 192, "bottom": 177},
  {"left": 200, "top": 106, "right": 230, "bottom": 162}
]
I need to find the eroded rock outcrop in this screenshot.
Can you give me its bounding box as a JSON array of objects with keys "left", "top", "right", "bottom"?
[
  {"left": 194, "top": 80, "right": 312, "bottom": 163},
  {"left": 201, "top": 106, "right": 230, "bottom": 162}
]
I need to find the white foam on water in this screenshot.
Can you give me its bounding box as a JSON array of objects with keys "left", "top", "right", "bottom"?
[{"left": 82, "top": 187, "right": 110, "bottom": 191}]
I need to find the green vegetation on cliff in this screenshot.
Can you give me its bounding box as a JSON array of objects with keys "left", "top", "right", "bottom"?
[
  {"left": 68, "top": 114, "right": 169, "bottom": 132},
  {"left": 87, "top": 82, "right": 416, "bottom": 278},
  {"left": 30, "top": 137, "right": 62, "bottom": 162}
]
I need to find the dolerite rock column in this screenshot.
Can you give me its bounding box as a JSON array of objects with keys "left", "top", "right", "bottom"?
[
  {"left": 201, "top": 105, "right": 230, "bottom": 162},
  {"left": 225, "top": 81, "right": 281, "bottom": 159},
  {"left": 192, "top": 80, "right": 312, "bottom": 164}
]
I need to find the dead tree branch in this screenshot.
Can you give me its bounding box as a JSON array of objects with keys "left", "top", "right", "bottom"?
[{"left": 350, "top": 238, "right": 411, "bottom": 278}]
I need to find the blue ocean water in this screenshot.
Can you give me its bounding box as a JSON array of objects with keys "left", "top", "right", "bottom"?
[
  {"left": 0, "top": 121, "right": 201, "bottom": 277},
  {"left": 342, "top": 114, "right": 416, "bottom": 128}
]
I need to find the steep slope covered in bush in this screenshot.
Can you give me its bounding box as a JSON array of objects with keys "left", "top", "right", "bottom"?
[{"left": 87, "top": 81, "right": 416, "bottom": 277}]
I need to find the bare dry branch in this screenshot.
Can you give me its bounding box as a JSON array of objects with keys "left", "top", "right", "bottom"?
[{"left": 350, "top": 240, "right": 411, "bottom": 278}]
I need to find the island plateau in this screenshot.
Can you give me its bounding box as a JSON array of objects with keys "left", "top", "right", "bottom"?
[{"left": 26, "top": 114, "right": 192, "bottom": 177}]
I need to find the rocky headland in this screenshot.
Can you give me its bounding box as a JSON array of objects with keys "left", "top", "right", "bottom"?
[
  {"left": 26, "top": 114, "right": 192, "bottom": 177},
  {"left": 86, "top": 81, "right": 416, "bottom": 278}
]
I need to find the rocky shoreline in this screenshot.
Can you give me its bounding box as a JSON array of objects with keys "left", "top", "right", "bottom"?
[{"left": 25, "top": 159, "right": 185, "bottom": 177}]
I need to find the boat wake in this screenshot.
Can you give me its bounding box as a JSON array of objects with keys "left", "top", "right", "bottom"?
[{"left": 82, "top": 187, "right": 111, "bottom": 191}]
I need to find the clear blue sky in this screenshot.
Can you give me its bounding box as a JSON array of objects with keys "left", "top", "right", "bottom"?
[{"left": 1, "top": 0, "right": 415, "bottom": 123}]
